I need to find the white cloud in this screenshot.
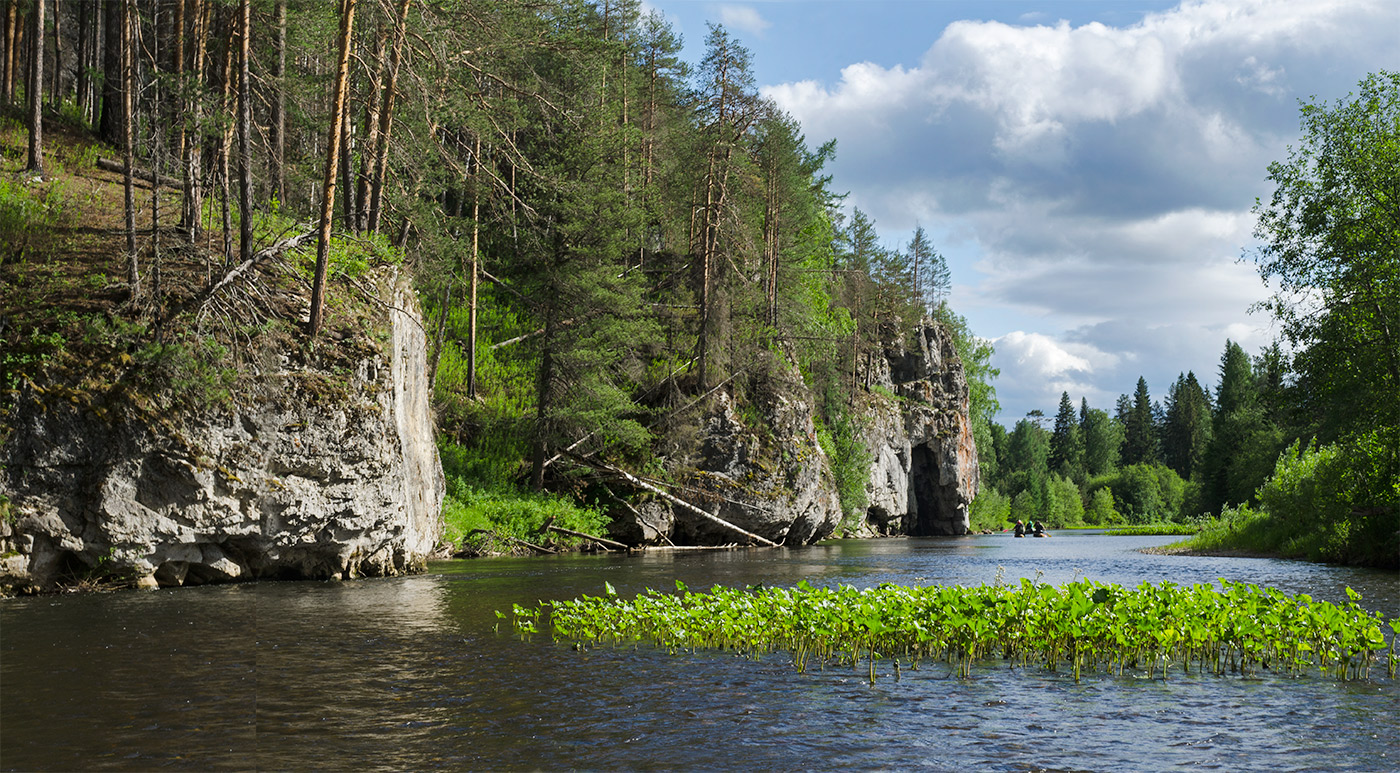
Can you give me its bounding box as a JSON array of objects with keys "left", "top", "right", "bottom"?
[
  {"left": 763, "top": 0, "right": 1398, "bottom": 420},
  {"left": 718, "top": 5, "right": 770, "bottom": 38},
  {"left": 992, "top": 331, "right": 1120, "bottom": 415}
]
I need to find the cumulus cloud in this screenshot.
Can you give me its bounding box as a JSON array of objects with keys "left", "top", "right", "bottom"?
[
  {"left": 718, "top": 5, "right": 770, "bottom": 38},
  {"left": 764, "top": 0, "right": 1398, "bottom": 419}
]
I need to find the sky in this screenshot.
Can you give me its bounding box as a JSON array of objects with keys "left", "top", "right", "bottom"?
[{"left": 643, "top": 0, "right": 1400, "bottom": 424}]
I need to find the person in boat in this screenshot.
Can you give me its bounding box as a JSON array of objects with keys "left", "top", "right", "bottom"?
[
  {"left": 1032, "top": 521, "right": 1048, "bottom": 537},
  {"left": 1013, "top": 520, "right": 1026, "bottom": 537}
]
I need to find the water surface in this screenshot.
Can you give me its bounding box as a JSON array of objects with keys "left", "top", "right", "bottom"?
[{"left": 3, "top": 531, "right": 1397, "bottom": 771}]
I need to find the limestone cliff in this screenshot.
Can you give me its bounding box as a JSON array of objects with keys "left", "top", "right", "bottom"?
[
  {"left": 855, "top": 322, "right": 980, "bottom": 536},
  {"left": 0, "top": 272, "right": 443, "bottom": 592},
  {"left": 612, "top": 321, "right": 978, "bottom": 545}
]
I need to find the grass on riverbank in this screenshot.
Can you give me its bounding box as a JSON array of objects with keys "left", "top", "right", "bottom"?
[
  {"left": 441, "top": 482, "right": 611, "bottom": 556},
  {"left": 1104, "top": 523, "right": 1203, "bottom": 536}
]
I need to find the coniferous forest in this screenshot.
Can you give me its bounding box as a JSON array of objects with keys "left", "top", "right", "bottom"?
[
  {"left": 0, "top": 2, "right": 1394, "bottom": 567},
  {"left": 974, "top": 73, "right": 1398, "bottom": 568},
  {"left": 0, "top": 0, "right": 995, "bottom": 553}
]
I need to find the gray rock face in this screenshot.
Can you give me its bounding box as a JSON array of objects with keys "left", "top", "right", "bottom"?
[
  {"left": 857, "top": 322, "right": 980, "bottom": 536},
  {"left": 613, "top": 351, "right": 843, "bottom": 547},
  {"left": 613, "top": 323, "right": 977, "bottom": 546},
  {"left": 0, "top": 274, "right": 443, "bottom": 591}
]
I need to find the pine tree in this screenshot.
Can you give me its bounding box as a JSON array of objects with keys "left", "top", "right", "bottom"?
[
  {"left": 23, "top": 0, "right": 44, "bottom": 177},
  {"left": 1161, "top": 371, "right": 1211, "bottom": 480},
  {"left": 1200, "top": 341, "right": 1283, "bottom": 512},
  {"left": 1049, "top": 391, "right": 1083, "bottom": 481},
  {"left": 1121, "top": 376, "right": 1157, "bottom": 465},
  {"left": 1080, "top": 398, "right": 1120, "bottom": 477},
  {"left": 691, "top": 23, "right": 758, "bottom": 391}
]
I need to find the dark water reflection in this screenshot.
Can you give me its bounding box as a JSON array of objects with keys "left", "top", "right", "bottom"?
[{"left": 3, "top": 531, "right": 1397, "bottom": 771}]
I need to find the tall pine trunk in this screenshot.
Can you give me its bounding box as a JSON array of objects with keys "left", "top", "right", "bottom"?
[
  {"left": 122, "top": 0, "right": 138, "bottom": 310},
  {"left": 100, "top": 0, "right": 123, "bottom": 145},
  {"left": 48, "top": 0, "right": 59, "bottom": 107},
  {"left": 24, "top": 0, "right": 43, "bottom": 176},
  {"left": 307, "top": 0, "right": 357, "bottom": 338},
  {"left": 182, "top": 0, "right": 206, "bottom": 242},
  {"left": 2, "top": 2, "right": 16, "bottom": 106},
  {"left": 365, "top": 0, "right": 411, "bottom": 234},
  {"left": 237, "top": 0, "right": 252, "bottom": 263},
  {"left": 269, "top": 0, "right": 286, "bottom": 203}
]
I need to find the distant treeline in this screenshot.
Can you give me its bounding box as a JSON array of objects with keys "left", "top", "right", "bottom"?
[{"left": 974, "top": 72, "right": 1398, "bottom": 568}]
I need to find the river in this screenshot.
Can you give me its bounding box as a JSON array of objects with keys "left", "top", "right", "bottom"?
[{"left": 3, "top": 531, "right": 1397, "bottom": 771}]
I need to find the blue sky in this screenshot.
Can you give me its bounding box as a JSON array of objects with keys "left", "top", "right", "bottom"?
[{"left": 644, "top": 0, "right": 1400, "bottom": 424}]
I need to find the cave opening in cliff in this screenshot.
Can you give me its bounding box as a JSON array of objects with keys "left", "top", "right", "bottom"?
[{"left": 908, "top": 445, "right": 944, "bottom": 536}]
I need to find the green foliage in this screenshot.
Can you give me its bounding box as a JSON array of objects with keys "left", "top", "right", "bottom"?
[
  {"left": 1049, "top": 391, "right": 1083, "bottom": 481},
  {"left": 0, "top": 328, "right": 67, "bottom": 391},
  {"left": 1044, "top": 474, "right": 1084, "bottom": 526},
  {"left": 1253, "top": 71, "right": 1400, "bottom": 439},
  {"left": 1121, "top": 377, "right": 1158, "bottom": 466},
  {"left": 0, "top": 175, "right": 75, "bottom": 263},
  {"left": 968, "top": 489, "right": 1011, "bottom": 532},
  {"left": 1104, "top": 523, "right": 1201, "bottom": 536},
  {"left": 1179, "top": 503, "right": 1275, "bottom": 554},
  {"left": 442, "top": 479, "right": 611, "bottom": 553},
  {"left": 1252, "top": 431, "right": 1399, "bottom": 567},
  {"left": 815, "top": 409, "right": 871, "bottom": 530},
  {"left": 1086, "top": 463, "right": 1187, "bottom": 525},
  {"left": 1080, "top": 401, "right": 1121, "bottom": 477},
  {"left": 1161, "top": 371, "right": 1212, "bottom": 481},
  {"left": 1083, "top": 487, "right": 1123, "bottom": 525},
  {"left": 131, "top": 337, "right": 238, "bottom": 409},
  {"left": 525, "top": 579, "right": 1395, "bottom": 682}
]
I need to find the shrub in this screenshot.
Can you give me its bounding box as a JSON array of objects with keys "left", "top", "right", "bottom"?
[
  {"left": 1044, "top": 473, "right": 1084, "bottom": 526},
  {"left": 1256, "top": 430, "right": 1399, "bottom": 566},
  {"left": 968, "top": 488, "right": 1011, "bottom": 531},
  {"left": 1083, "top": 487, "right": 1122, "bottom": 525}
]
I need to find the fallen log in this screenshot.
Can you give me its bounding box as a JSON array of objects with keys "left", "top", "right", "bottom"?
[
  {"left": 546, "top": 524, "right": 630, "bottom": 551},
  {"left": 467, "top": 528, "right": 556, "bottom": 554},
  {"left": 97, "top": 157, "right": 181, "bottom": 188},
  {"left": 585, "top": 457, "right": 780, "bottom": 548},
  {"left": 190, "top": 227, "right": 317, "bottom": 312}
]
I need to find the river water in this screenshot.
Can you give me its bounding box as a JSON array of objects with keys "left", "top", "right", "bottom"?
[{"left": 3, "top": 531, "right": 1397, "bottom": 771}]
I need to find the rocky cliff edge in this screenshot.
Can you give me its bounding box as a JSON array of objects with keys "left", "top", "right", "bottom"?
[
  {"left": 0, "top": 271, "right": 443, "bottom": 592},
  {"left": 613, "top": 321, "right": 978, "bottom": 546}
]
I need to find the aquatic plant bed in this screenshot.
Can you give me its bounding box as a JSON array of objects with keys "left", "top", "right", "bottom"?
[
  {"left": 1105, "top": 524, "right": 1201, "bottom": 536},
  {"left": 510, "top": 580, "right": 1397, "bottom": 683}
]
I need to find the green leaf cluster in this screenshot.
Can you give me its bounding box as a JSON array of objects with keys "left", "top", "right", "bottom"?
[{"left": 523, "top": 579, "right": 1396, "bottom": 683}]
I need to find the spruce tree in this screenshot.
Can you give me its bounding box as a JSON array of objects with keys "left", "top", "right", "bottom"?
[
  {"left": 1121, "top": 377, "right": 1157, "bottom": 465},
  {"left": 1049, "top": 391, "right": 1083, "bottom": 482},
  {"left": 1161, "top": 371, "right": 1212, "bottom": 481}
]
